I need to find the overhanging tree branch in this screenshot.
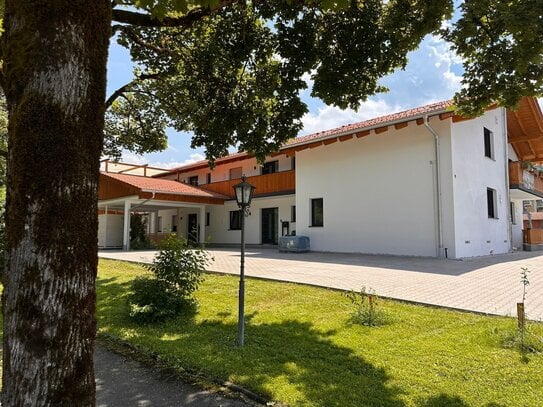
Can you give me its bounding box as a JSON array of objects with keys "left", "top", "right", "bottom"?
[
  {"left": 105, "top": 72, "right": 162, "bottom": 108},
  {"left": 112, "top": 0, "right": 234, "bottom": 28}
]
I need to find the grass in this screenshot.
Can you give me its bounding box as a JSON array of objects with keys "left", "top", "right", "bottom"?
[{"left": 97, "top": 259, "right": 543, "bottom": 406}]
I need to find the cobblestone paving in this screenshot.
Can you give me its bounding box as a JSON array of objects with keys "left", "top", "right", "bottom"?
[{"left": 99, "top": 248, "right": 543, "bottom": 321}]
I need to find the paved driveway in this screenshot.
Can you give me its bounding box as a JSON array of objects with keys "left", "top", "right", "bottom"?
[{"left": 99, "top": 248, "right": 543, "bottom": 321}]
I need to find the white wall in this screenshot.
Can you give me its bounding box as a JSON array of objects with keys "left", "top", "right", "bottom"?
[
  {"left": 450, "top": 108, "right": 511, "bottom": 257},
  {"left": 98, "top": 212, "right": 124, "bottom": 248},
  {"left": 153, "top": 195, "right": 295, "bottom": 245},
  {"left": 204, "top": 195, "right": 295, "bottom": 245},
  {"left": 295, "top": 121, "right": 446, "bottom": 257}
]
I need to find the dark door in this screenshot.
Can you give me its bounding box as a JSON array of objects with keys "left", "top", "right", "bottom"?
[
  {"left": 187, "top": 213, "right": 198, "bottom": 243},
  {"left": 261, "top": 208, "right": 278, "bottom": 244}
]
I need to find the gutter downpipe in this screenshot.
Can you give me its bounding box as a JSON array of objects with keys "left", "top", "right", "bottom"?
[
  {"left": 424, "top": 115, "right": 445, "bottom": 258},
  {"left": 502, "top": 107, "right": 513, "bottom": 252}
]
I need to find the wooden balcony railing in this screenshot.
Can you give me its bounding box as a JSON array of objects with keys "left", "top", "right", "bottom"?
[
  {"left": 200, "top": 170, "right": 295, "bottom": 198},
  {"left": 523, "top": 229, "right": 543, "bottom": 245},
  {"left": 509, "top": 161, "right": 543, "bottom": 195}
]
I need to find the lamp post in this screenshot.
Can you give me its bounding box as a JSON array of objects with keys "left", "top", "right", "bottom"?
[{"left": 233, "top": 175, "right": 255, "bottom": 347}]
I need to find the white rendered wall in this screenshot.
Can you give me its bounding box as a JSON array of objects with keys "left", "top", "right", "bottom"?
[
  {"left": 156, "top": 195, "right": 294, "bottom": 245},
  {"left": 98, "top": 213, "right": 123, "bottom": 248},
  {"left": 201, "top": 195, "right": 295, "bottom": 245},
  {"left": 450, "top": 108, "right": 511, "bottom": 257},
  {"left": 295, "top": 121, "right": 449, "bottom": 257}
]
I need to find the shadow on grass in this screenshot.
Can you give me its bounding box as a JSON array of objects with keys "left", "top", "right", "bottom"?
[
  {"left": 97, "top": 276, "right": 404, "bottom": 406},
  {"left": 96, "top": 275, "right": 507, "bottom": 407}
]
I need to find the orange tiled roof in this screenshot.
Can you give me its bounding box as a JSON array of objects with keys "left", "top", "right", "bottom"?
[
  {"left": 101, "top": 172, "right": 228, "bottom": 199},
  {"left": 286, "top": 100, "right": 453, "bottom": 147},
  {"left": 159, "top": 100, "right": 454, "bottom": 175}
]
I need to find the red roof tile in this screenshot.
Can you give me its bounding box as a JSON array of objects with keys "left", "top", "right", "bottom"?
[
  {"left": 158, "top": 100, "right": 454, "bottom": 175},
  {"left": 285, "top": 100, "right": 453, "bottom": 147},
  {"left": 101, "top": 172, "right": 228, "bottom": 199}
]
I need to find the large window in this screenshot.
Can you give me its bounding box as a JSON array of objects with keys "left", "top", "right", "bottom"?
[
  {"left": 229, "top": 210, "right": 242, "bottom": 230},
  {"left": 487, "top": 188, "right": 497, "bottom": 219},
  {"left": 484, "top": 127, "right": 494, "bottom": 159},
  {"left": 189, "top": 175, "right": 199, "bottom": 186},
  {"left": 262, "top": 160, "right": 279, "bottom": 175},
  {"left": 311, "top": 198, "right": 324, "bottom": 227}
]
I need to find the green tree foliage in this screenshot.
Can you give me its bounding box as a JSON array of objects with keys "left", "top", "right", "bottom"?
[
  {"left": 443, "top": 0, "right": 543, "bottom": 116},
  {"left": 107, "top": 0, "right": 453, "bottom": 162}
]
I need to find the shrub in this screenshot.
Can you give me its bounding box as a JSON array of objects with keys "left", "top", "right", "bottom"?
[
  {"left": 130, "top": 214, "right": 151, "bottom": 249},
  {"left": 147, "top": 234, "right": 211, "bottom": 298},
  {"left": 128, "top": 234, "right": 211, "bottom": 323},
  {"left": 344, "top": 286, "right": 390, "bottom": 327},
  {"left": 127, "top": 277, "right": 187, "bottom": 323}
]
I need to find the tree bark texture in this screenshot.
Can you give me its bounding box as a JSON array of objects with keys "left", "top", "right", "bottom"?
[{"left": 2, "top": 1, "right": 111, "bottom": 405}]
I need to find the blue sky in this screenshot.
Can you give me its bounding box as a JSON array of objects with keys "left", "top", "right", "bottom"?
[{"left": 105, "top": 24, "right": 464, "bottom": 168}]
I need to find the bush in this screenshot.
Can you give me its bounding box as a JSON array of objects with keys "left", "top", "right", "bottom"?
[
  {"left": 147, "top": 234, "right": 211, "bottom": 298},
  {"left": 128, "top": 234, "right": 211, "bottom": 323},
  {"left": 127, "top": 277, "right": 187, "bottom": 323},
  {"left": 344, "top": 287, "right": 390, "bottom": 327}
]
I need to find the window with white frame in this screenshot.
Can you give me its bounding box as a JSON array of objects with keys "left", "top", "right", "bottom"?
[
  {"left": 311, "top": 198, "right": 323, "bottom": 227},
  {"left": 487, "top": 188, "right": 497, "bottom": 219},
  {"left": 229, "top": 210, "right": 242, "bottom": 230},
  {"left": 484, "top": 127, "right": 494, "bottom": 159}
]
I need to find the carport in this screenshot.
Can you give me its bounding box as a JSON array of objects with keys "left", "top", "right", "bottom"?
[{"left": 98, "top": 172, "right": 227, "bottom": 250}]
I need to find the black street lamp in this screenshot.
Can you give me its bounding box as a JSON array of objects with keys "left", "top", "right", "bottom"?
[{"left": 233, "top": 175, "right": 255, "bottom": 347}]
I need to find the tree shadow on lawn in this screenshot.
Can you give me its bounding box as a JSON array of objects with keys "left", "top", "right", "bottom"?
[
  {"left": 97, "top": 277, "right": 404, "bottom": 406},
  {"left": 417, "top": 394, "right": 506, "bottom": 407}
]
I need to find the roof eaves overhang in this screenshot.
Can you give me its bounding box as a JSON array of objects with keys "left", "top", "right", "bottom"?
[
  {"left": 280, "top": 108, "right": 454, "bottom": 152},
  {"left": 139, "top": 189, "right": 227, "bottom": 205}
]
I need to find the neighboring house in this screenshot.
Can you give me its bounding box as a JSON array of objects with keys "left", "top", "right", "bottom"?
[{"left": 98, "top": 97, "right": 543, "bottom": 258}]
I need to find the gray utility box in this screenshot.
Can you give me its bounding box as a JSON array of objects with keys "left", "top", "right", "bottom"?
[{"left": 278, "top": 236, "right": 310, "bottom": 253}]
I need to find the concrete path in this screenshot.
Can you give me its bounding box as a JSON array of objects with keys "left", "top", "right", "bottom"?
[
  {"left": 99, "top": 248, "right": 543, "bottom": 321},
  {"left": 95, "top": 345, "right": 252, "bottom": 407}
]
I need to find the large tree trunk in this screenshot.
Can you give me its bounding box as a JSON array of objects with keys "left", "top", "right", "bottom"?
[{"left": 2, "top": 1, "right": 111, "bottom": 405}]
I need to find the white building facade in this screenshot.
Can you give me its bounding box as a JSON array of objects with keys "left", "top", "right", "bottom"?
[{"left": 98, "top": 97, "right": 543, "bottom": 259}]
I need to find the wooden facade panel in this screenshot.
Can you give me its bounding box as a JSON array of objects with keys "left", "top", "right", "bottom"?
[
  {"left": 98, "top": 174, "right": 139, "bottom": 200},
  {"left": 200, "top": 170, "right": 295, "bottom": 198},
  {"left": 509, "top": 161, "right": 543, "bottom": 194},
  {"left": 523, "top": 229, "right": 543, "bottom": 244}
]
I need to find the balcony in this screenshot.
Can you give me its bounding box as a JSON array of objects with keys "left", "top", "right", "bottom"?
[
  {"left": 509, "top": 161, "right": 543, "bottom": 199},
  {"left": 200, "top": 170, "right": 295, "bottom": 198}
]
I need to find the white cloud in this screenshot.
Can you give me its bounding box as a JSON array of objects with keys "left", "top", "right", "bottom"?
[{"left": 300, "top": 99, "right": 402, "bottom": 135}]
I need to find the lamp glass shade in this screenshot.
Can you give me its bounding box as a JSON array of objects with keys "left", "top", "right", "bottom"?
[{"left": 233, "top": 176, "right": 255, "bottom": 207}]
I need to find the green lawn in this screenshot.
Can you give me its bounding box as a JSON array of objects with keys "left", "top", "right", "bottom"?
[{"left": 97, "top": 258, "right": 542, "bottom": 407}]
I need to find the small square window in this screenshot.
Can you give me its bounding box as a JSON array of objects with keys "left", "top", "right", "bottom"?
[
  {"left": 189, "top": 175, "right": 199, "bottom": 186},
  {"left": 311, "top": 198, "right": 323, "bottom": 227},
  {"left": 229, "top": 210, "right": 242, "bottom": 230},
  {"left": 484, "top": 127, "right": 494, "bottom": 159},
  {"left": 487, "top": 188, "right": 497, "bottom": 219}
]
